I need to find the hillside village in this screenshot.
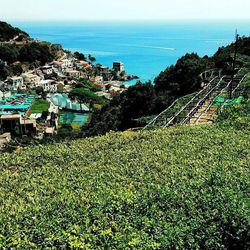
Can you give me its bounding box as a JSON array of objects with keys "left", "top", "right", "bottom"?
[
  {"left": 1, "top": 22, "right": 250, "bottom": 151},
  {"left": 0, "top": 22, "right": 138, "bottom": 148}
]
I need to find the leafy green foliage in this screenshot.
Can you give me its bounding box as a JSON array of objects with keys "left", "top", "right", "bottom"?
[
  {"left": 0, "top": 44, "right": 19, "bottom": 63},
  {"left": 217, "top": 103, "right": 250, "bottom": 129},
  {"left": 86, "top": 38, "right": 250, "bottom": 135},
  {"left": 88, "top": 54, "right": 96, "bottom": 63},
  {"left": 216, "top": 73, "right": 250, "bottom": 128},
  {"left": 212, "top": 47, "right": 234, "bottom": 74},
  {"left": 0, "top": 21, "right": 29, "bottom": 41},
  {"left": 74, "top": 51, "right": 86, "bottom": 61},
  {"left": 0, "top": 22, "right": 61, "bottom": 79},
  {"left": 0, "top": 124, "right": 249, "bottom": 248},
  {"left": 86, "top": 82, "right": 157, "bottom": 135},
  {"left": 87, "top": 54, "right": 207, "bottom": 135},
  {"left": 19, "top": 42, "right": 54, "bottom": 65},
  {"left": 0, "top": 61, "right": 8, "bottom": 80},
  {"left": 57, "top": 124, "right": 73, "bottom": 137},
  {"left": 0, "top": 62, "right": 23, "bottom": 80},
  {"left": 77, "top": 78, "right": 102, "bottom": 92},
  {"left": 29, "top": 99, "right": 50, "bottom": 114},
  {"left": 154, "top": 53, "right": 206, "bottom": 94},
  {"left": 70, "top": 87, "right": 105, "bottom": 105},
  {"left": 212, "top": 37, "right": 250, "bottom": 74},
  {"left": 219, "top": 36, "right": 250, "bottom": 57},
  {"left": 242, "top": 74, "right": 250, "bottom": 99}
]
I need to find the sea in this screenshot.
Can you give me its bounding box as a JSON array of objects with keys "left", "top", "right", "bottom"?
[{"left": 12, "top": 20, "right": 250, "bottom": 85}]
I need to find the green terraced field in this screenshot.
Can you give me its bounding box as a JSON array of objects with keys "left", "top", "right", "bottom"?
[{"left": 0, "top": 125, "right": 249, "bottom": 249}]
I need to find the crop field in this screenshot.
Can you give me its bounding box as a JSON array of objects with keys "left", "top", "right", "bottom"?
[{"left": 0, "top": 125, "right": 249, "bottom": 249}]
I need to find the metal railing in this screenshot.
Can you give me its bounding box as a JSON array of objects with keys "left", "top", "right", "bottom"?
[
  {"left": 143, "top": 73, "right": 247, "bottom": 130},
  {"left": 185, "top": 74, "right": 246, "bottom": 125},
  {"left": 143, "top": 77, "right": 219, "bottom": 129}
]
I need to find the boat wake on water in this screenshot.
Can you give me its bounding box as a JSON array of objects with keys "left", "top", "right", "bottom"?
[{"left": 140, "top": 45, "right": 176, "bottom": 51}]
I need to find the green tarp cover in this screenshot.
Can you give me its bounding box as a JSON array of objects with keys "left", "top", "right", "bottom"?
[{"left": 214, "top": 96, "right": 244, "bottom": 107}]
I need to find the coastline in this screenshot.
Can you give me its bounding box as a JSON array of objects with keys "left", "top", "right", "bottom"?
[{"left": 11, "top": 20, "right": 250, "bottom": 83}]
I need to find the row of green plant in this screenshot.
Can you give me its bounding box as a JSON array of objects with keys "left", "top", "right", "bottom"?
[
  {"left": 0, "top": 123, "right": 249, "bottom": 249},
  {"left": 134, "top": 92, "right": 197, "bottom": 127}
]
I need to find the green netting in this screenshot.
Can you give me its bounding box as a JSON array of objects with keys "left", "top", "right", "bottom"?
[
  {"left": 59, "top": 112, "right": 90, "bottom": 126},
  {"left": 214, "top": 96, "right": 244, "bottom": 107}
]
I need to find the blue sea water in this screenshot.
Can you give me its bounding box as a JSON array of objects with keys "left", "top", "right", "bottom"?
[{"left": 13, "top": 20, "right": 250, "bottom": 84}]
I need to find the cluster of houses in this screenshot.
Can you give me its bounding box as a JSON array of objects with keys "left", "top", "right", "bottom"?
[
  {"left": 0, "top": 57, "right": 92, "bottom": 93},
  {"left": 0, "top": 51, "right": 135, "bottom": 148},
  {"left": 0, "top": 59, "right": 130, "bottom": 97}
]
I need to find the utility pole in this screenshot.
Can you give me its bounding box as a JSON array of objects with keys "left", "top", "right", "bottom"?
[{"left": 229, "top": 30, "right": 239, "bottom": 99}]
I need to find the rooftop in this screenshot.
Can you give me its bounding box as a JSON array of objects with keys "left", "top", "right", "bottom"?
[
  {"left": 11, "top": 76, "right": 23, "bottom": 80},
  {"left": 0, "top": 114, "right": 21, "bottom": 120}
]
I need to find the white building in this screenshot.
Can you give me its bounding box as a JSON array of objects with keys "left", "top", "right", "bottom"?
[
  {"left": 22, "top": 73, "right": 41, "bottom": 88},
  {"left": 40, "top": 66, "right": 53, "bottom": 75},
  {"left": 39, "top": 80, "right": 57, "bottom": 93},
  {"left": 61, "top": 59, "right": 74, "bottom": 68},
  {"left": 66, "top": 70, "right": 81, "bottom": 79},
  {"left": 0, "top": 90, "right": 11, "bottom": 99},
  {"left": 8, "top": 76, "right": 24, "bottom": 91}
]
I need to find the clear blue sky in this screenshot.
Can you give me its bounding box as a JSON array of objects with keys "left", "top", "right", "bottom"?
[{"left": 1, "top": 0, "right": 250, "bottom": 21}]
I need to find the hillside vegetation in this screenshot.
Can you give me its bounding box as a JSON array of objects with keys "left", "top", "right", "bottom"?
[
  {"left": 0, "top": 21, "right": 29, "bottom": 41},
  {"left": 86, "top": 37, "right": 250, "bottom": 136},
  {"left": 0, "top": 22, "right": 62, "bottom": 80},
  {"left": 0, "top": 123, "right": 249, "bottom": 249}
]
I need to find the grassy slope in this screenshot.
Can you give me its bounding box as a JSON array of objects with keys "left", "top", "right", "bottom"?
[{"left": 0, "top": 125, "right": 249, "bottom": 249}]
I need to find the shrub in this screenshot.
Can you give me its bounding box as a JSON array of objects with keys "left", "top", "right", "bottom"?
[{"left": 0, "top": 125, "right": 249, "bottom": 248}]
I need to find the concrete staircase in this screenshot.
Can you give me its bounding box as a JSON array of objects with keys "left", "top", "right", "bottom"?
[{"left": 189, "top": 99, "right": 217, "bottom": 125}]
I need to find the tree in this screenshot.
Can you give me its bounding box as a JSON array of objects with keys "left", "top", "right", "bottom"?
[
  {"left": 57, "top": 83, "right": 64, "bottom": 93},
  {"left": 155, "top": 53, "right": 206, "bottom": 95},
  {"left": 0, "top": 61, "right": 7, "bottom": 80},
  {"left": 0, "top": 44, "right": 19, "bottom": 63},
  {"left": 10, "top": 63, "right": 23, "bottom": 76},
  {"left": 70, "top": 87, "right": 104, "bottom": 106},
  {"left": 213, "top": 47, "right": 234, "bottom": 74},
  {"left": 69, "top": 89, "right": 86, "bottom": 112},
  {"left": 86, "top": 82, "right": 156, "bottom": 135},
  {"left": 88, "top": 54, "right": 96, "bottom": 63},
  {"left": 35, "top": 86, "right": 45, "bottom": 98},
  {"left": 41, "top": 111, "right": 49, "bottom": 120},
  {"left": 19, "top": 42, "right": 54, "bottom": 64},
  {"left": 74, "top": 51, "right": 86, "bottom": 61},
  {"left": 0, "top": 21, "right": 29, "bottom": 42}
]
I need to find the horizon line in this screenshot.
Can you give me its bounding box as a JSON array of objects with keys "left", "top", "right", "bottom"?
[{"left": 3, "top": 18, "right": 250, "bottom": 23}]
